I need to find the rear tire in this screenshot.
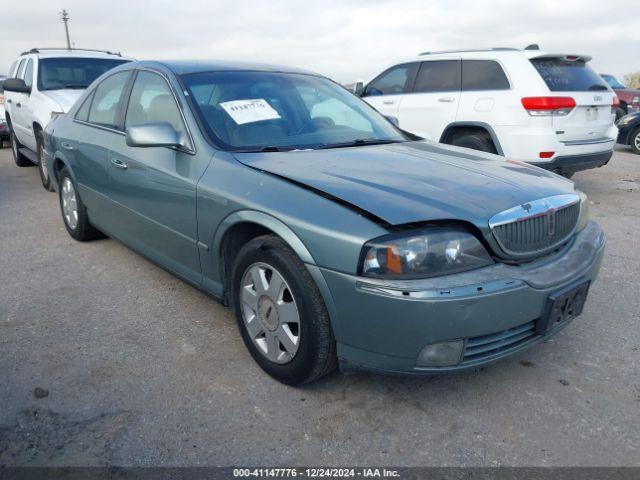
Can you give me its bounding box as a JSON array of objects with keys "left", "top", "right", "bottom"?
[
  {"left": 631, "top": 127, "right": 640, "bottom": 155},
  {"left": 36, "top": 131, "right": 54, "bottom": 191},
  {"left": 58, "top": 167, "right": 104, "bottom": 241},
  {"left": 232, "top": 235, "right": 337, "bottom": 385},
  {"left": 449, "top": 130, "right": 497, "bottom": 154},
  {"left": 10, "top": 129, "right": 33, "bottom": 167}
]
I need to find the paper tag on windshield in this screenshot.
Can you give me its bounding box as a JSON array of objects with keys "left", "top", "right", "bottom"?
[{"left": 220, "top": 99, "right": 281, "bottom": 125}]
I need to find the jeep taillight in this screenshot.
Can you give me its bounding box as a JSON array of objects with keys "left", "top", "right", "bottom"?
[{"left": 521, "top": 96, "right": 576, "bottom": 116}]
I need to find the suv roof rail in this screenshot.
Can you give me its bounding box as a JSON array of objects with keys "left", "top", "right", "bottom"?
[
  {"left": 21, "top": 47, "right": 122, "bottom": 57},
  {"left": 419, "top": 47, "right": 520, "bottom": 56}
]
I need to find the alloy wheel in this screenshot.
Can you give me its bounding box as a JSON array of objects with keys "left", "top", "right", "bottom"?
[
  {"left": 38, "top": 143, "right": 49, "bottom": 182},
  {"left": 635, "top": 132, "right": 640, "bottom": 151},
  {"left": 61, "top": 177, "right": 78, "bottom": 230},
  {"left": 240, "top": 262, "right": 301, "bottom": 364}
]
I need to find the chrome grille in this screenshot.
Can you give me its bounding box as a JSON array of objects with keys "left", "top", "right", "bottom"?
[{"left": 489, "top": 194, "right": 580, "bottom": 257}]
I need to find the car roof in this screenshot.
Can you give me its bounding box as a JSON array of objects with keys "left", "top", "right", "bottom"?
[{"left": 131, "top": 59, "right": 320, "bottom": 76}]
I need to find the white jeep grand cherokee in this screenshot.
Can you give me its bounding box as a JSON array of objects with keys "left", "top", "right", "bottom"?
[
  {"left": 357, "top": 46, "right": 618, "bottom": 177},
  {"left": 3, "top": 48, "right": 130, "bottom": 189}
]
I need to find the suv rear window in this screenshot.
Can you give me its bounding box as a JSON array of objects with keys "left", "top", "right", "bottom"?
[
  {"left": 530, "top": 58, "right": 608, "bottom": 92},
  {"left": 462, "top": 60, "right": 509, "bottom": 90}
]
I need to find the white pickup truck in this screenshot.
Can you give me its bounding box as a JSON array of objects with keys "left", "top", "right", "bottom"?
[{"left": 3, "top": 48, "right": 130, "bottom": 189}]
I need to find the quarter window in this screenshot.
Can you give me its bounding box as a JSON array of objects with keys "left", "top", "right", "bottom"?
[
  {"left": 75, "top": 91, "right": 95, "bottom": 122},
  {"left": 413, "top": 61, "right": 460, "bottom": 93},
  {"left": 364, "top": 63, "right": 417, "bottom": 96},
  {"left": 87, "top": 71, "right": 130, "bottom": 129},
  {"left": 15, "top": 59, "right": 26, "bottom": 79},
  {"left": 23, "top": 60, "right": 34, "bottom": 89},
  {"left": 461, "top": 60, "right": 510, "bottom": 91}
]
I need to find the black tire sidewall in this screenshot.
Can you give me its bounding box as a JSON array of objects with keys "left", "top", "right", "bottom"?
[
  {"left": 451, "top": 133, "right": 495, "bottom": 153},
  {"left": 631, "top": 127, "right": 640, "bottom": 155},
  {"left": 232, "top": 237, "right": 333, "bottom": 385},
  {"left": 10, "top": 129, "right": 31, "bottom": 167},
  {"left": 36, "top": 132, "right": 52, "bottom": 190}
]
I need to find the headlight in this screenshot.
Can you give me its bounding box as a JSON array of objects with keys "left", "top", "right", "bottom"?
[
  {"left": 360, "top": 227, "right": 493, "bottom": 279},
  {"left": 576, "top": 190, "right": 590, "bottom": 232}
]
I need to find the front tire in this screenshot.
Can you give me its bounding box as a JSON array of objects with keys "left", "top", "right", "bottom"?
[
  {"left": 36, "top": 131, "right": 54, "bottom": 191},
  {"left": 631, "top": 127, "right": 640, "bottom": 155},
  {"left": 58, "top": 167, "right": 104, "bottom": 241},
  {"left": 10, "top": 129, "right": 33, "bottom": 167},
  {"left": 232, "top": 235, "right": 337, "bottom": 385}
]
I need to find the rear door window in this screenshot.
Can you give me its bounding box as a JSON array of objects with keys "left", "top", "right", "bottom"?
[
  {"left": 364, "top": 63, "right": 418, "bottom": 96},
  {"left": 462, "top": 60, "right": 510, "bottom": 90},
  {"left": 413, "top": 60, "right": 460, "bottom": 93},
  {"left": 15, "top": 59, "right": 26, "bottom": 79},
  {"left": 530, "top": 58, "right": 609, "bottom": 92}
]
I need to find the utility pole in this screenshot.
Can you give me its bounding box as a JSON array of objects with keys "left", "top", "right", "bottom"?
[{"left": 60, "top": 9, "right": 71, "bottom": 50}]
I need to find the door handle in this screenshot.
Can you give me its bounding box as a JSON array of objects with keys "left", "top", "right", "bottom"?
[
  {"left": 382, "top": 100, "right": 396, "bottom": 105},
  {"left": 438, "top": 97, "right": 455, "bottom": 103},
  {"left": 111, "top": 158, "right": 128, "bottom": 170},
  {"left": 61, "top": 142, "right": 74, "bottom": 151},
  {"left": 6, "top": 99, "right": 11, "bottom": 104},
  {"left": 15, "top": 102, "right": 21, "bottom": 108}
]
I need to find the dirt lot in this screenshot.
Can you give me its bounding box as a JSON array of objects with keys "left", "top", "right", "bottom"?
[{"left": 0, "top": 146, "right": 639, "bottom": 467}]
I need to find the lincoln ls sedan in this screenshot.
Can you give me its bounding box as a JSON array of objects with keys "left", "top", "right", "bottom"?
[{"left": 43, "top": 60, "right": 605, "bottom": 385}]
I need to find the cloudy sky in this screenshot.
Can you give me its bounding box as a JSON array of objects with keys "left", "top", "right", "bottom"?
[{"left": 2, "top": 0, "right": 639, "bottom": 83}]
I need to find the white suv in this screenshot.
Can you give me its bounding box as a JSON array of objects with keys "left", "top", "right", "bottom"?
[
  {"left": 3, "top": 48, "right": 130, "bottom": 189},
  {"left": 357, "top": 46, "right": 618, "bottom": 177}
]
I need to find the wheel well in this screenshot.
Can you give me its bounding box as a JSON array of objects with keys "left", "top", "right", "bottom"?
[
  {"left": 52, "top": 157, "right": 66, "bottom": 182},
  {"left": 220, "top": 222, "right": 276, "bottom": 305},
  {"left": 441, "top": 125, "right": 491, "bottom": 144},
  {"left": 32, "top": 122, "right": 43, "bottom": 136}
]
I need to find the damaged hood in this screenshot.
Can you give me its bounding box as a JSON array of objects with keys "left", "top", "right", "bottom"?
[{"left": 233, "top": 141, "right": 576, "bottom": 227}]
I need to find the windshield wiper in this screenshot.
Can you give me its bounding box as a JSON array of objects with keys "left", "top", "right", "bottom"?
[
  {"left": 318, "top": 138, "right": 399, "bottom": 150},
  {"left": 587, "top": 84, "right": 608, "bottom": 91}
]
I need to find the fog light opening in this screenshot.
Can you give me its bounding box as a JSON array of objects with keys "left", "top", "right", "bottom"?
[{"left": 417, "top": 340, "right": 464, "bottom": 367}]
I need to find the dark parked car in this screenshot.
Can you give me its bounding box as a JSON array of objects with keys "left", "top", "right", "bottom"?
[
  {"left": 43, "top": 60, "right": 604, "bottom": 385},
  {"left": 616, "top": 111, "right": 640, "bottom": 154},
  {"left": 0, "top": 75, "right": 9, "bottom": 145},
  {"left": 601, "top": 74, "right": 640, "bottom": 118}
]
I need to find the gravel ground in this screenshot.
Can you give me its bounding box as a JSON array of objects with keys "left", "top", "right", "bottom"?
[{"left": 0, "top": 146, "right": 639, "bottom": 467}]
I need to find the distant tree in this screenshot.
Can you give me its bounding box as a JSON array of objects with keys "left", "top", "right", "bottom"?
[{"left": 623, "top": 72, "right": 640, "bottom": 89}]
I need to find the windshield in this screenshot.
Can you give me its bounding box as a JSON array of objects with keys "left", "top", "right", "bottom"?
[
  {"left": 181, "top": 71, "right": 407, "bottom": 151},
  {"left": 601, "top": 74, "right": 626, "bottom": 89},
  {"left": 37, "top": 57, "right": 130, "bottom": 91},
  {"left": 530, "top": 58, "right": 609, "bottom": 92}
]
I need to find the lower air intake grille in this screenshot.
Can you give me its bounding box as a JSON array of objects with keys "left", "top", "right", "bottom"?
[{"left": 461, "top": 320, "right": 540, "bottom": 365}]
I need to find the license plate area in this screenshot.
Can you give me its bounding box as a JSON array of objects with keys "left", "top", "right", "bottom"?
[{"left": 537, "top": 281, "right": 590, "bottom": 334}]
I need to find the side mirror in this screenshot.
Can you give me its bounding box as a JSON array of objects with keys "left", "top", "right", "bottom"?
[
  {"left": 385, "top": 115, "right": 399, "bottom": 127},
  {"left": 354, "top": 81, "right": 365, "bottom": 97},
  {"left": 3, "top": 78, "right": 31, "bottom": 94},
  {"left": 125, "top": 122, "right": 183, "bottom": 148}
]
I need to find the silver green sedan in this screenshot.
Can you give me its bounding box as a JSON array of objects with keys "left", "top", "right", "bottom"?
[{"left": 43, "top": 60, "right": 605, "bottom": 385}]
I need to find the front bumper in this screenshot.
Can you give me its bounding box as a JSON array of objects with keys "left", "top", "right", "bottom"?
[
  {"left": 529, "top": 150, "right": 613, "bottom": 175},
  {"left": 317, "top": 221, "right": 605, "bottom": 375}
]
